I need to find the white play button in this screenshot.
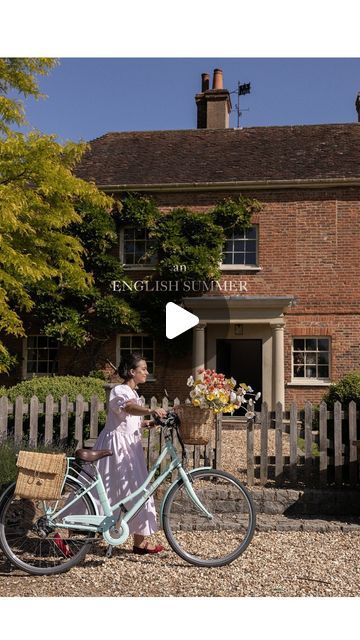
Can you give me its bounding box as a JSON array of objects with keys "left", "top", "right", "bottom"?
[{"left": 166, "top": 302, "right": 199, "bottom": 339}]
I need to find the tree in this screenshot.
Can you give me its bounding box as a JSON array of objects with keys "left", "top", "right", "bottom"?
[{"left": 0, "top": 58, "right": 116, "bottom": 373}]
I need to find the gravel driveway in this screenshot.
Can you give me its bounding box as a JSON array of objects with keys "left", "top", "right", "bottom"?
[{"left": 1, "top": 530, "right": 360, "bottom": 597}]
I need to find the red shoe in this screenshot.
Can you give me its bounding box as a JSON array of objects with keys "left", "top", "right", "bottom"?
[
  {"left": 133, "top": 544, "right": 164, "bottom": 555},
  {"left": 54, "top": 533, "right": 73, "bottom": 558}
]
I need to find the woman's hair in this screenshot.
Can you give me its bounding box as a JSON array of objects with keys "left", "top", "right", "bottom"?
[{"left": 117, "top": 352, "right": 144, "bottom": 381}]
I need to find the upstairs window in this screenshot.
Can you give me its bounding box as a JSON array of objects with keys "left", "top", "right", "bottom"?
[
  {"left": 121, "top": 227, "right": 157, "bottom": 266},
  {"left": 222, "top": 226, "right": 258, "bottom": 266},
  {"left": 292, "top": 338, "right": 330, "bottom": 380}
]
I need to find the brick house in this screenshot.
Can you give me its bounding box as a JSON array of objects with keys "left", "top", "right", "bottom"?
[{"left": 4, "top": 69, "right": 360, "bottom": 409}]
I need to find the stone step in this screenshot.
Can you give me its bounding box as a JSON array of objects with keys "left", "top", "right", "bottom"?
[{"left": 254, "top": 513, "right": 360, "bottom": 532}]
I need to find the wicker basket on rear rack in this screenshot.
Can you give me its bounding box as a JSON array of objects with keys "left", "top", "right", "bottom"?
[
  {"left": 15, "top": 451, "right": 67, "bottom": 501},
  {"left": 176, "top": 405, "right": 214, "bottom": 445}
]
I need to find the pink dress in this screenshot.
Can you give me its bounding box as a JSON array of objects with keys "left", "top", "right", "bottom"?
[{"left": 91, "top": 384, "right": 158, "bottom": 536}]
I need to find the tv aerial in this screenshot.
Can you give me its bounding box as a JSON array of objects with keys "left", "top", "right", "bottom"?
[{"left": 230, "top": 82, "right": 251, "bottom": 128}]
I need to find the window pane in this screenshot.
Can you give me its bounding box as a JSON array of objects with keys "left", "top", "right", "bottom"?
[
  {"left": 293, "top": 339, "right": 304, "bottom": 351},
  {"left": 147, "top": 362, "right": 154, "bottom": 375},
  {"left": 294, "top": 366, "right": 304, "bottom": 378},
  {"left": 318, "top": 353, "right": 329, "bottom": 365},
  {"left": 124, "top": 228, "right": 135, "bottom": 240},
  {"left": 38, "top": 362, "right": 48, "bottom": 373},
  {"left": 143, "top": 349, "right": 153, "bottom": 360},
  {"left": 124, "top": 242, "right": 135, "bottom": 253},
  {"left": 222, "top": 253, "right": 232, "bottom": 264},
  {"left": 246, "top": 240, "right": 256, "bottom": 253},
  {"left": 305, "top": 354, "right": 316, "bottom": 365},
  {"left": 134, "top": 229, "right": 147, "bottom": 240},
  {"left": 234, "top": 240, "right": 245, "bottom": 252},
  {"left": 233, "top": 253, "right": 245, "bottom": 264},
  {"left": 233, "top": 231, "right": 245, "bottom": 241},
  {"left": 318, "top": 339, "right": 329, "bottom": 351},
  {"left": 318, "top": 366, "right": 329, "bottom": 378},
  {"left": 246, "top": 227, "right": 257, "bottom": 239},
  {"left": 37, "top": 336, "right": 48, "bottom": 348},
  {"left": 142, "top": 337, "right": 153, "bottom": 348},
  {"left": 124, "top": 253, "right": 134, "bottom": 264},
  {"left": 120, "top": 336, "right": 131, "bottom": 348},
  {"left": 305, "top": 366, "right": 317, "bottom": 378},
  {"left": 246, "top": 252, "right": 256, "bottom": 265},
  {"left": 224, "top": 241, "right": 233, "bottom": 251},
  {"left": 131, "top": 336, "right": 142, "bottom": 349},
  {"left": 306, "top": 339, "right": 317, "bottom": 351}
]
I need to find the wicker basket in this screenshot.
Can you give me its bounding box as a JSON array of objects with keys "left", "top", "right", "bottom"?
[
  {"left": 176, "top": 405, "right": 214, "bottom": 445},
  {"left": 15, "top": 451, "right": 67, "bottom": 501}
]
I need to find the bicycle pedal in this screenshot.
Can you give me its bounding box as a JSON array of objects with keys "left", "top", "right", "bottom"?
[{"left": 106, "top": 545, "right": 113, "bottom": 558}]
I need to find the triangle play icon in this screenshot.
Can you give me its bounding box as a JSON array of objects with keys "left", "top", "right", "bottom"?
[{"left": 166, "top": 302, "right": 199, "bottom": 339}]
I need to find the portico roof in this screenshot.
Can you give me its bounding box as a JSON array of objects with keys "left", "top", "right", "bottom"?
[{"left": 183, "top": 295, "right": 294, "bottom": 324}]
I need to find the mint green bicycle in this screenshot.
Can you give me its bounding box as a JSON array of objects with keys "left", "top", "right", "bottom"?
[{"left": 0, "top": 411, "right": 255, "bottom": 575}]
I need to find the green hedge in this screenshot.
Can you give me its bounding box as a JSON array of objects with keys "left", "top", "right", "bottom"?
[{"left": 0, "top": 375, "right": 106, "bottom": 402}]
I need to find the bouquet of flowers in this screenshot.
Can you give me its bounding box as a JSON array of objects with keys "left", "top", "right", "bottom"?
[{"left": 185, "top": 368, "right": 261, "bottom": 417}]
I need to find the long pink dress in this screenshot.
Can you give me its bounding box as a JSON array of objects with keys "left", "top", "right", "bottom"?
[{"left": 91, "top": 384, "right": 158, "bottom": 536}]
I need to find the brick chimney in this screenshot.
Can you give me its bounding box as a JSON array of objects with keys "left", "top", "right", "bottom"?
[
  {"left": 356, "top": 93, "right": 360, "bottom": 122},
  {"left": 195, "top": 68, "right": 232, "bottom": 129}
]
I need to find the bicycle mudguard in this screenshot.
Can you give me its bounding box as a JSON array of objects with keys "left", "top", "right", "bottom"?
[{"left": 159, "top": 466, "right": 212, "bottom": 525}]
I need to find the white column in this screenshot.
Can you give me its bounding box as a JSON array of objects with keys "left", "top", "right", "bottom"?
[
  {"left": 272, "top": 323, "right": 285, "bottom": 407},
  {"left": 192, "top": 324, "right": 206, "bottom": 379}
]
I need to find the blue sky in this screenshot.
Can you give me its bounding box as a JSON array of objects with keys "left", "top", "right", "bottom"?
[{"left": 19, "top": 58, "right": 360, "bottom": 143}]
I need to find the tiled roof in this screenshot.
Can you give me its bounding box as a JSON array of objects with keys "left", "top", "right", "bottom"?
[{"left": 75, "top": 124, "right": 360, "bottom": 186}]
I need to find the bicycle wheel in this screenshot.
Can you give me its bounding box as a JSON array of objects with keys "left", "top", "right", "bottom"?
[
  {"left": 162, "top": 468, "right": 256, "bottom": 567},
  {"left": 0, "top": 477, "right": 96, "bottom": 576}
]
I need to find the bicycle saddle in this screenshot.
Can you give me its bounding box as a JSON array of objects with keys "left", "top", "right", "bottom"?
[{"left": 75, "top": 449, "right": 113, "bottom": 462}]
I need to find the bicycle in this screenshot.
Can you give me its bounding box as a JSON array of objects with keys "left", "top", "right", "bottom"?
[{"left": 0, "top": 410, "right": 256, "bottom": 575}]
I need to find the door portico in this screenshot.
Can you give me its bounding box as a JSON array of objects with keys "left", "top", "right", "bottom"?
[{"left": 184, "top": 296, "right": 293, "bottom": 409}]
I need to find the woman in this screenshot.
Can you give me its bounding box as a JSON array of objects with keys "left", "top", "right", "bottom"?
[{"left": 92, "top": 352, "right": 167, "bottom": 554}]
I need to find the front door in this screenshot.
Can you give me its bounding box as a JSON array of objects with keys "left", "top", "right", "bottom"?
[{"left": 216, "top": 339, "right": 262, "bottom": 412}]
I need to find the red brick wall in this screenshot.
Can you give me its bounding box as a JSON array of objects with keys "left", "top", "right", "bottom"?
[{"left": 1, "top": 185, "right": 359, "bottom": 409}]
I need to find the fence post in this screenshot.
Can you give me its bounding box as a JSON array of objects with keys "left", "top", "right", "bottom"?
[
  {"left": 214, "top": 413, "right": 222, "bottom": 469},
  {"left": 15, "top": 396, "right": 25, "bottom": 444},
  {"left": 334, "top": 401, "right": 342, "bottom": 485},
  {"left": 247, "top": 417, "right": 255, "bottom": 485},
  {"left": 304, "top": 401, "right": 313, "bottom": 482},
  {"left": 319, "top": 401, "right": 328, "bottom": 487},
  {"left": 29, "top": 395, "right": 39, "bottom": 448},
  {"left": 349, "top": 401, "right": 358, "bottom": 486},
  {"left": 44, "top": 394, "right": 54, "bottom": 445},
  {"left": 289, "top": 402, "right": 298, "bottom": 483},
  {"left": 0, "top": 396, "right": 9, "bottom": 442},
  {"left": 275, "top": 402, "right": 284, "bottom": 484},
  {"left": 260, "top": 402, "right": 269, "bottom": 485},
  {"left": 75, "top": 394, "right": 85, "bottom": 450}
]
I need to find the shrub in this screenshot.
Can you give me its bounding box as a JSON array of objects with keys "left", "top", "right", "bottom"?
[
  {"left": 3, "top": 375, "right": 106, "bottom": 402},
  {"left": 322, "top": 372, "right": 360, "bottom": 407}
]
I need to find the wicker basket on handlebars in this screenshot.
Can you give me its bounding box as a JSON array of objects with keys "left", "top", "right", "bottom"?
[{"left": 176, "top": 405, "right": 214, "bottom": 445}]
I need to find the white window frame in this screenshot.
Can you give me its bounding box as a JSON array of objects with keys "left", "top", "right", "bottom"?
[
  {"left": 290, "top": 336, "right": 331, "bottom": 386},
  {"left": 116, "top": 334, "right": 156, "bottom": 381},
  {"left": 119, "top": 226, "right": 157, "bottom": 271},
  {"left": 22, "top": 335, "right": 59, "bottom": 379},
  {"left": 220, "top": 224, "right": 261, "bottom": 272}
]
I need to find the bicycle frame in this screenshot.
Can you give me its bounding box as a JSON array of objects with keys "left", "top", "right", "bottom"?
[{"left": 48, "top": 432, "right": 212, "bottom": 546}]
